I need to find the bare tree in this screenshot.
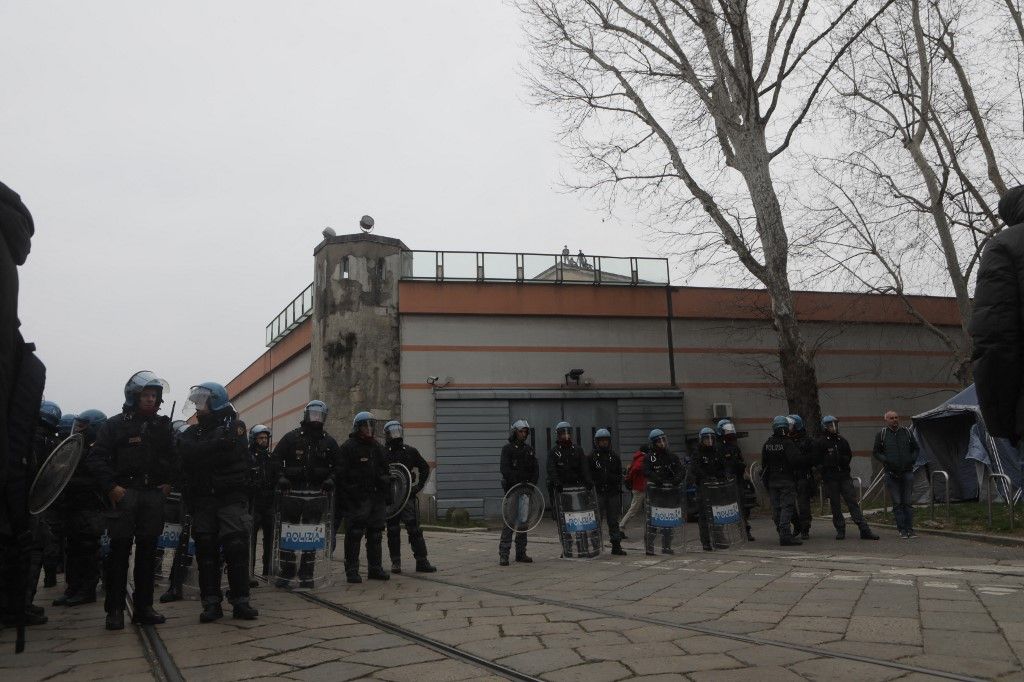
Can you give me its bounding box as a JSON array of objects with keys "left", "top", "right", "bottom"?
[
  {"left": 809, "top": 0, "right": 1024, "bottom": 384},
  {"left": 517, "top": 0, "right": 893, "bottom": 424}
]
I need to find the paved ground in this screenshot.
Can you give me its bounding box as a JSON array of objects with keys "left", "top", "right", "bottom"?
[{"left": 2, "top": 515, "right": 1023, "bottom": 680}]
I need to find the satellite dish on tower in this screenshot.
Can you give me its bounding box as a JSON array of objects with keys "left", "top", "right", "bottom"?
[{"left": 359, "top": 215, "right": 375, "bottom": 233}]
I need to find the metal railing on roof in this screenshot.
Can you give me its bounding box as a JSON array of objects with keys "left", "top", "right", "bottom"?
[
  {"left": 265, "top": 250, "right": 669, "bottom": 347},
  {"left": 266, "top": 283, "right": 313, "bottom": 348},
  {"left": 402, "top": 250, "right": 670, "bottom": 286}
]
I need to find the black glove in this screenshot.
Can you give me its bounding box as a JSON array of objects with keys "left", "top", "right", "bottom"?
[{"left": 276, "top": 477, "right": 291, "bottom": 491}]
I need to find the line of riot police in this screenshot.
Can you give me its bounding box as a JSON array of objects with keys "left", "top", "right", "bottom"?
[{"left": 8, "top": 371, "right": 438, "bottom": 634}]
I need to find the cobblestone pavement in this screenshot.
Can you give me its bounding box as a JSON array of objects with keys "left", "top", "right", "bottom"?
[{"left": 2, "top": 515, "right": 1023, "bottom": 680}]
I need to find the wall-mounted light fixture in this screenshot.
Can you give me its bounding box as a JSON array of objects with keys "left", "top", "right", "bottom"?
[{"left": 565, "top": 368, "right": 585, "bottom": 386}]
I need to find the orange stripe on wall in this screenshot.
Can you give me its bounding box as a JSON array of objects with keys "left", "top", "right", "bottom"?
[
  {"left": 398, "top": 281, "right": 961, "bottom": 327},
  {"left": 401, "top": 381, "right": 958, "bottom": 391},
  {"left": 236, "top": 372, "right": 311, "bottom": 414},
  {"left": 226, "top": 319, "right": 312, "bottom": 399},
  {"left": 401, "top": 343, "right": 950, "bottom": 359}
]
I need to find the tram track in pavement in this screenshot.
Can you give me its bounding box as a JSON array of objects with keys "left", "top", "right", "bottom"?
[
  {"left": 125, "top": 580, "right": 185, "bottom": 682},
  {"left": 402, "top": 542, "right": 989, "bottom": 682},
  {"left": 256, "top": 574, "right": 545, "bottom": 681}
]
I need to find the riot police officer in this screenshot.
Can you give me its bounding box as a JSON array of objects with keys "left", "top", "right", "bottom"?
[
  {"left": 248, "top": 425, "right": 277, "bottom": 578},
  {"left": 718, "top": 420, "right": 755, "bottom": 541},
  {"left": 499, "top": 420, "right": 539, "bottom": 566},
  {"left": 589, "top": 428, "right": 625, "bottom": 556},
  {"left": 159, "top": 420, "right": 193, "bottom": 604},
  {"left": 272, "top": 401, "right": 339, "bottom": 587},
  {"left": 761, "top": 416, "right": 802, "bottom": 546},
  {"left": 50, "top": 410, "right": 107, "bottom": 609},
  {"left": 788, "top": 415, "right": 818, "bottom": 540},
  {"left": 337, "top": 411, "right": 390, "bottom": 583},
  {"left": 547, "top": 421, "right": 592, "bottom": 493},
  {"left": 382, "top": 421, "right": 436, "bottom": 574},
  {"left": 643, "top": 428, "right": 684, "bottom": 555},
  {"left": 39, "top": 404, "right": 67, "bottom": 591},
  {"left": 87, "top": 371, "right": 176, "bottom": 630},
  {"left": 816, "top": 416, "right": 879, "bottom": 541},
  {"left": 690, "top": 427, "right": 727, "bottom": 552},
  {"left": 179, "top": 382, "right": 258, "bottom": 622}
]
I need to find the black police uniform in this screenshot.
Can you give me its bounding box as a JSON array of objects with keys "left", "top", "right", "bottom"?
[
  {"left": 816, "top": 432, "right": 876, "bottom": 539},
  {"left": 498, "top": 436, "right": 539, "bottom": 563},
  {"left": 272, "top": 424, "right": 339, "bottom": 585},
  {"left": 760, "top": 434, "right": 801, "bottom": 545},
  {"left": 790, "top": 432, "right": 819, "bottom": 539},
  {"left": 384, "top": 439, "right": 433, "bottom": 572},
  {"left": 689, "top": 442, "right": 729, "bottom": 550},
  {"left": 50, "top": 426, "right": 104, "bottom": 608},
  {"left": 248, "top": 441, "right": 278, "bottom": 577},
  {"left": 179, "top": 410, "right": 256, "bottom": 620},
  {"left": 547, "top": 442, "right": 592, "bottom": 492},
  {"left": 87, "top": 409, "right": 176, "bottom": 627},
  {"left": 720, "top": 439, "right": 755, "bottom": 541},
  {"left": 589, "top": 447, "right": 624, "bottom": 553},
  {"left": 337, "top": 431, "right": 389, "bottom": 581},
  {"left": 643, "top": 445, "right": 685, "bottom": 554}
]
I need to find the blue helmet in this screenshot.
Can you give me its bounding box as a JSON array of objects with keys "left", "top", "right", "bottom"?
[
  {"left": 788, "top": 414, "right": 804, "bottom": 433},
  {"left": 74, "top": 409, "right": 107, "bottom": 438},
  {"left": 555, "top": 420, "right": 572, "bottom": 433},
  {"left": 772, "top": 416, "right": 789, "bottom": 436},
  {"left": 304, "top": 400, "right": 328, "bottom": 424},
  {"left": 594, "top": 427, "right": 611, "bottom": 440},
  {"left": 250, "top": 424, "right": 271, "bottom": 440},
  {"left": 57, "top": 413, "right": 77, "bottom": 438},
  {"left": 188, "top": 382, "right": 231, "bottom": 413},
  {"left": 39, "top": 400, "right": 62, "bottom": 428},
  {"left": 714, "top": 419, "right": 731, "bottom": 436},
  {"left": 124, "top": 370, "right": 169, "bottom": 408},
  {"left": 648, "top": 428, "right": 666, "bottom": 444},
  {"left": 352, "top": 410, "right": 373, "bottom": 430},
  {"left": 383, "top": 420, "right": 403, "bottom": 440},
  {"left": 699, "top": 427, "right": 716, "bottom": 445},
  {"left": 822, "top": 415, "right": 839, "bottom": 433}
]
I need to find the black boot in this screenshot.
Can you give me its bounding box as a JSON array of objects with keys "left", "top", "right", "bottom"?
[
  {"left": 499, "top": 556, "right": 510, "bottom": 566},
  {"left": 836, "top": 528, "right": 846, "bottom": 540},
  {"left": 132, "top": 606, "right": 166, "bottom": 625},
  {"left": 367, "top": 566, "right": 390, "bottom": 580},
  {"left": 65, "top": 590, "right": 96, "bottom": 607},
  {"left": 415, "top": 558, "right": 437, "bottom": 573},
  {"left": 159, "top": 588, "right": 182, "bottom": 603},
  {"left": 780, "top": 535, "right": 803, "bottom": 546},
  {"left": 859, "top": 525, "right": 880, "bottom": 540},
  {"left": 391, "top": 557, "right": 402, "bottom": 574},
  {"left": 43, "top": 567, "right": 57, "bottom": 588},
  {"left": 611, "top": 544, "right": 626, "bottom": 556},
  {"left": 105, "top": 610, "right": 124, "bottom": 630},
  {"left": 515, "top": 552, "right": 533, "bottom": 563},
  {"left": 745, "top": 526, "right": 755, "bottom": 542},
  {"left": 800, "top": 531, "right": 810, "bottom": 540},
  {"left": 346, "top": 568, "right": 362, "bottom": 583},
  {"left": 199, "top": 601, "right": 223, "bottom": 623},
  {"left": 232, "top": 601, "right": 259, "bottom": 620}
]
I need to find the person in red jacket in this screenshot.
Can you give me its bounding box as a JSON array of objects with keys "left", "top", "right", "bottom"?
[{"left": 618, "top": 449, "right": 648, "bottom": 537}]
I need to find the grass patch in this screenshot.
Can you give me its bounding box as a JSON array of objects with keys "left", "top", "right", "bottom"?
[{"left": 868, "top": 501, "right": 1023, "bottom": 537}]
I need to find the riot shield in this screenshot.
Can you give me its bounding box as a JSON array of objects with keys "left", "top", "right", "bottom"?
[
  {"left": 271, "top": 489, "right": 334, "bottom": 589},
  {"left": 386, "top": 463, "right": 412, "bottom": 520},
  {"left": 156, "top": 493, "right": 202, "bottom": 600},
  {"left": 555, "top": 486, "right": 601, "bottom": 558},
  {"left": 501, "top": 483, "right": 545, "bottom": 533},
  {"left": 703, "top": 476, "right": 745, "bottom": 549},
  {"left": 645, "top": 483, "right": 685, "bottom": 554},
  {"left": 28, "top": 434, "right": 85, "bottom": 515}
]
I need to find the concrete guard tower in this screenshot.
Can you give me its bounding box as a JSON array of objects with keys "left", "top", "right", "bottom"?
[{"left": 311, "top": 232, "right": 411, "bottom": 439}]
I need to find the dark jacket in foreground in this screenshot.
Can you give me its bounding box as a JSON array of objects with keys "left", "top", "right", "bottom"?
[
  {"left": 272, "top": 427, "right": 339, "bottom": 491},
  {"left": 385, "top": 441, "right": 430, "bottom": 495},
  {"left": 971, "top": 186, "right": 1024, "bottom": 440},
  {"left": 178, "top": 413, "right": 250, "bottom": 499},
  {"left": 87, "top": 411, "right": 176, "bottom": 492},
  {"left": 500, "top": 437, "right": 539, "bottom": 492}
]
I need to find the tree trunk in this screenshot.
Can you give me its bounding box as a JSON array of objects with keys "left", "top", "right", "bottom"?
[{"left": 738, "top": 128, "right": 823, "bottom": 428}]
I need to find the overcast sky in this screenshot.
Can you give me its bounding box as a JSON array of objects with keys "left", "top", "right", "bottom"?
[{"left": 1, "top": 1, "right": 675, "bottom": 417}]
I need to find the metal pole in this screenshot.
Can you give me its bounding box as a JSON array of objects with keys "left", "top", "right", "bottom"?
[
  {"left": 990, "top": 473, "right": 1014, "bottom": 531},
  {"left": 987, "top": 473, "right": 994, "bottom": 530}
]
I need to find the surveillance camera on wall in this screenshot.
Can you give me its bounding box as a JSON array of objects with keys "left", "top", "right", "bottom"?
[
  {"left": 322, "top": 226, "right": 336, "bottom": 238},
  {"left": 359, "top": 215, "right": 375, "bottom": 233},
  {"left": 427, "top": 376, "right": 439, "bottom": 384}
]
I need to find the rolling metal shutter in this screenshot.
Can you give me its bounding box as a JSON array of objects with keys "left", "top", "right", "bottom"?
[
  {"left": 434, "top": 399, "right": 509, "bottom": 519},
  {"left": 617, "top": 397, "right": 686, "bottom": 454}
]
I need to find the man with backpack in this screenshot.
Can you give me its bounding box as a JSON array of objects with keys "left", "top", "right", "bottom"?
[{"left": 619, "top": 447, "right": 647, "bottom": 538}]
